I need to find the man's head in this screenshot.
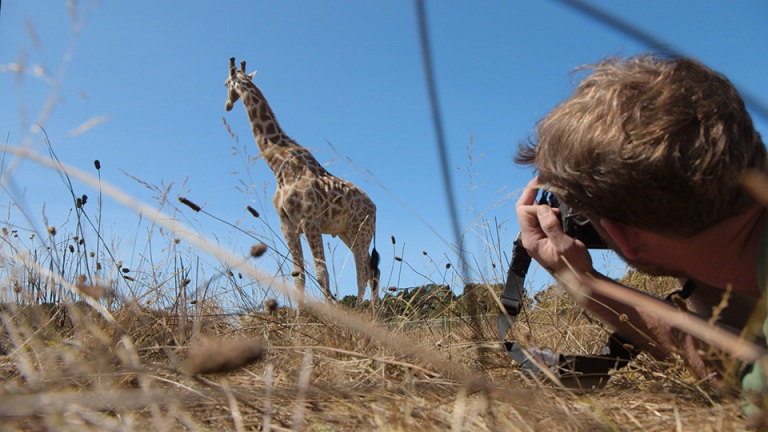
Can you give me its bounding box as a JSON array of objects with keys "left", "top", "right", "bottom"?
[{"left": 517, "top": 54, "right": 766, "bottom": 237}]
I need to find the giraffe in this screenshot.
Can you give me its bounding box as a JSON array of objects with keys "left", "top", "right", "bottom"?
[{"left": 224, "top": 57, "right": 380, "bottom": 311}]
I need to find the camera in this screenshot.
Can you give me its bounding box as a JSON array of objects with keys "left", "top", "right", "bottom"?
[{"left": 540, "top": 191, "right": 608, "bottom": 249}]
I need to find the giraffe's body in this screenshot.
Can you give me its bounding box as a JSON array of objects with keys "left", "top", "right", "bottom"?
[{"left": 225, "top": 58, "right": 379, "bottom": 310}]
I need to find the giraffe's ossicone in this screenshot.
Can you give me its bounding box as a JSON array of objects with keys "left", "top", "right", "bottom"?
[{"left": 224, "top": 57, "right": 380, "bottom": 312}]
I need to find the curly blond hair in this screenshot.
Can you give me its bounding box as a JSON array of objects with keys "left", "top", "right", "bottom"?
[{"left": 517, "top": 54, "right": 766, "bottom": 236}]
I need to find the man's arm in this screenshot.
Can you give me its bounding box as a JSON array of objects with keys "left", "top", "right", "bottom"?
[
  {"left": 560, "top": 272, "right": 713, "bottom": 378},
  {"left": 515, "top": 178, "right": 719, "bottom": 379}
]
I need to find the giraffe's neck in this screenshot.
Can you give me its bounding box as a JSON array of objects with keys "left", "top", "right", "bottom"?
[{"left": 237, "top": 82, "right": 297, "bottom": 174}]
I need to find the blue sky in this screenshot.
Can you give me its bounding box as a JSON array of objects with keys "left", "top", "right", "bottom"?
[{"left": 1, "top": 1, "right": 767, "bottom": 304}]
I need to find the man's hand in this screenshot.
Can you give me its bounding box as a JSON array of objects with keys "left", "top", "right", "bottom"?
[{"left": 516, "top": 178, "right": 593, "bottom": 275}]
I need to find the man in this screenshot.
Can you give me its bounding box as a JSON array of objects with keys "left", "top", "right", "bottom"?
[{"left": 514, "top": 54, "right": 768, "bottom": 413}]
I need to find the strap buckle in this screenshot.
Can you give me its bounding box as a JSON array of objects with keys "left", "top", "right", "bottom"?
[{"left": 499, "top": 296, "right": 521, "bottom": 317}]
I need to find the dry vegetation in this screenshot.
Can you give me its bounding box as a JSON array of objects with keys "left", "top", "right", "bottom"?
[
  {"left": 0, "top": 248, "right": 754, "bottom": 431},
  {"left": 1, "top": 4, "right": 760, "bottom": 431}
]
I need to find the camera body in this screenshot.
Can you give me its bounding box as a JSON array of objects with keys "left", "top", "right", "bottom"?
[
  {"left": 508, "top": 189, "right": 608, "bottom": 280},
  {"left": 541, "top": 191, "right": 608, "bottom": 249}
]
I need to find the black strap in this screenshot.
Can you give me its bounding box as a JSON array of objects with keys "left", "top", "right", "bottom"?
[
  {"left": 664, "top": 278, "right": 696, "bottom": 302},
  {"left": 498, "top": 232, "right": 637, "bottom": 388},
  {"left": 497, "top": 233, "right": 528, "bottom": 354}
]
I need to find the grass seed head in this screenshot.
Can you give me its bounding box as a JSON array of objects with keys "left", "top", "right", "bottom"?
[
  {"left": 75, "top": 274, "right": 108, "bottom": 298},
  {"left": 246, "top": 205, "right": 260, "bottom": 218},
  {"left": 250, "top": 243, "right": 268, "bottom": 258},
  {"left": 264, "top": 298, "right": 278, "bottom": 314},
  {"left": 184, "top": 337, "right": 266, "bottom": 375},
  {"left": 178, "top": 197, "right": 202, "bottom": 212}
]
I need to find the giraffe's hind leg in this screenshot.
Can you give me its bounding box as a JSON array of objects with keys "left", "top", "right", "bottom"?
[{"left": 341, "top": 233, "right": 377, "bottom": 311}]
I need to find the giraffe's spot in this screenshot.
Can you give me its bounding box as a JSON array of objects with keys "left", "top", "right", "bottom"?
[{"left": 259, "top": 107, "right": 271, "bottom": 123}]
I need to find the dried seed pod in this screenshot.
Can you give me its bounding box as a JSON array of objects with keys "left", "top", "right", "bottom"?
[
  {"left": 264, "top": 298, "right": 278, "bottom": 314},
  {"left": 184, "top": 337, "right": 266, "bottom": 375},
  {"left": 75, "top": 275, "right": 108, "bottom": 298},
  {"left": 250, "top": 243, "right": 268, "bottom": 258},
  {"left": 178, "top": 197, "right": 201, "bottom": 212}
]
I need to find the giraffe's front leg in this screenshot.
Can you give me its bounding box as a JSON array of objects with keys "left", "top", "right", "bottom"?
[
  {"left": 304, "top": 228, "right": 332, "bottom": 302},
  {"left": 279, "top": 215, "right": 306, "bottom": 304}
]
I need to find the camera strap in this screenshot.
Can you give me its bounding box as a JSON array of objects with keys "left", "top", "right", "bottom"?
[{"left": 497, "top": 232, "right": 637, "bottom": 388}]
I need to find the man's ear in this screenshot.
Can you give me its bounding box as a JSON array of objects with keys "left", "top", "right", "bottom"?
[{"left": 599, "top": 218, "right": 641, "bottom": 260}]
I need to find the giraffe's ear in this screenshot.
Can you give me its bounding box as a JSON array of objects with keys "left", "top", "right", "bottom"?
[{"left": 248, "top": 71, "right": 257, "bottom": 79}]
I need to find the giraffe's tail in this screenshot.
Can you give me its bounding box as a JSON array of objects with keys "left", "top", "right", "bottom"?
[{"left": 369, "top": 236, "right": 381, "bottom": 294}]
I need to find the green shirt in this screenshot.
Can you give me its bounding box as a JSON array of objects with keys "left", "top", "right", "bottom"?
[{"left": 740, "top": 220, "right": 768, "bottom": 415}]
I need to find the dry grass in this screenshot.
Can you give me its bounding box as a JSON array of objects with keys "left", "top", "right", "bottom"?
[{"left": 0, "top": 271, "right": 752, "bottom": 431}]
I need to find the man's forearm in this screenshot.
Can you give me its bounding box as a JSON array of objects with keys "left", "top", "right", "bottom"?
[
  {"left": 557, "top": 270, "right": 756, "bottom": 378},
  {"left": 561, "top": 271, "right": 676, "bottom": 358}
]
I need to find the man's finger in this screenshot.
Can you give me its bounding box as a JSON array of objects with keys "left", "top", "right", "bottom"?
[
  {"left": 517, "top": 206, "right": 546, "bottom": 240},
  {"left": 516, "top": 177, "right": 541, "bottom": 209},
  {"left": 537, "top": 205, "right": 563, "bottom": 237}
]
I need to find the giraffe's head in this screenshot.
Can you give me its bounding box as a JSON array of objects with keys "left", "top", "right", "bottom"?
[{"left": 224, "top": 57, "right": 255, "bottom": 111}]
